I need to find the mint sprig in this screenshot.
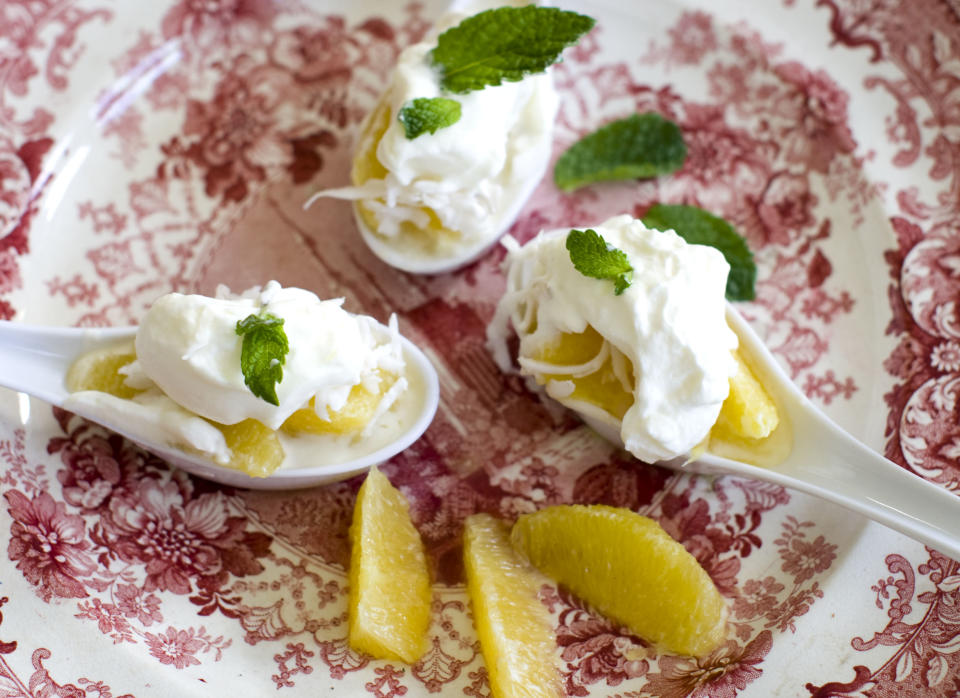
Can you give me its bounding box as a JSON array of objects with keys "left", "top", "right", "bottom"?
[
  {"left": 554, "top": 113, "right": 687, "bottom": 192},
  {"left": 398, "top": 97, "right": 462, "bottom": 139},
  {"left": 566, "top": 228, "right": 633, "bottom": 295},
  {"left": 430, "top": 6, "right": 595, "bottom": 94},
  {"left": 235, "top": 312, "right": 289, "bottom": 406},
  {"left": 642, "top": 204, "right": 756, "bottom": 301}
]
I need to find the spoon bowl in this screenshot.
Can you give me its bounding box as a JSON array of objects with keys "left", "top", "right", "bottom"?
[
  {"left": 349, "top": 149, "right": 551, "bottom": 275},
  {"left": 0, "top": 320, "right": 439, "bottom": 490},
  {"left": 582, "top": 304, "right": 960, "bottom": 560},
  {"left": 310, "top": 0, "right": 556, "bottom": 276}
]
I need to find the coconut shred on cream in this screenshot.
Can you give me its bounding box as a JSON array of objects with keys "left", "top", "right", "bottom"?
[
  {"left": 309, "top": 14, "right": 559, "bottom": 270},
  {"left": 487, "top": 215, "right": 739, "bottom": 463},
  {"left": 64, "top": 282, "right": 414, "bottom": 472}
]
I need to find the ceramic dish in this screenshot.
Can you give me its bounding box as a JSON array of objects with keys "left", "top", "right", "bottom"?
[{"left": 1, "top": 0, "right": 958, "bottom": 695}]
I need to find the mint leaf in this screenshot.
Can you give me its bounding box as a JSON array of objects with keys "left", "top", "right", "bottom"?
[
  {"left": 642, "top": 204, "right": 756, "bottom": 301},
  {"left": 398, "top": 97, "right": 462, "bottom": 139},
  {"left": 554, "top": 113, "right": 687, "bottom": 192},
  {"left": 235, "top": 312, "right": 289, "bottom": 406},
  {"left": 566, "top": 228, "right": 633, "bottom": 295},
  {"left": 430, "top": 6, "right": 595, "bottom": 94}
]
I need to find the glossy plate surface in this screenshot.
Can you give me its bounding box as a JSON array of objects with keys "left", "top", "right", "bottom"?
[{"left": 0, "top": 0, "right": 958, "bottom": 695}]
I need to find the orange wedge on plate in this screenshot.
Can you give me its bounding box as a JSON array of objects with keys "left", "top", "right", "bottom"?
[
  {"left": 463, "top": 513, "right": 560, "bottom": 697},
  {"left": 348, "top": 466, "right": 431, "bottom": 663},
  {"left": 511, "top": 504, "right": 727, "bottom": 657}
]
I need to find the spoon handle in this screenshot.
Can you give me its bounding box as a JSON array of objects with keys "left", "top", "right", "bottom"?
[
  {"left": 697, "top": 397, "right": 960, "bottom": 560},
  {"left": 702, "top": 306, "right": 960, "bottom": 558},
  {"left": 786, "top": 402, "right": 960, "bottom": 559},
  {"left": 0, "top": 321, "right": 134, "bottom": 406}
]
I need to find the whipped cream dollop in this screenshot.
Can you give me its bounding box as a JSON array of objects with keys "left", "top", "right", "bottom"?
[
  {"left": 488, "top": 215, "right": 738, "bottom": 463},
  {"left": 311, "top": 12, "right": 558, "bottom": 264},
  {"left": 66, "top": 282, "right": 408, "bottom": 467},
  {"left": 134, "top": 282, "right": 403, "bottom": 429}
]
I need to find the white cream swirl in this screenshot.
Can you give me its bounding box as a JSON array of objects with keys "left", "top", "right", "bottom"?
[
  {"left": 133, "top": 282, "right": 404, "bottom": 429},
  {"left": 311, "top": 11, "right": 558, "bottom": 267},
  {"left": 488, "top": 215, "right": 738, "bottom": 463}
]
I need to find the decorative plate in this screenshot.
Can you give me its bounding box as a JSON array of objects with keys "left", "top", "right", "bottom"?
[{"left": 1, "top": 0, "right": 959, "bottom": 695}]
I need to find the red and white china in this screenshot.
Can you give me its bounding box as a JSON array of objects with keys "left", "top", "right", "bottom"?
[{"left": 1, "top": 0, "right": 958, "bottom": 695}]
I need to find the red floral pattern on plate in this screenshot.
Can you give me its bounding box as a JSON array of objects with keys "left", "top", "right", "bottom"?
[
  {"left": 0, "top": 0, "right": 958, "bottom": 695},
  {"left": 6, "top": 489, "right": 96, "bottom": 601},
  {"left": 805, "top": 1, "right": 960, "bottom": 694}
]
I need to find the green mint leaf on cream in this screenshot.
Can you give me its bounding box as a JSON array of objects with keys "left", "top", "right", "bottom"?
[
  {"left": 566, "top": 228, "right": 634, "bottom": 295},
  {"left": 554, "top": 113, "right": 687, "bottom": 192},
  {"left": 430, "top": 6, "right": 596, "bottom": 94},
  {"left": 642, "top": 203, "right": 757, "bottom": 301},
  {"left": 235, "top": 312, "right": 289, "bottom": 406},
  {"left": 398, "top": 97, "right": 462, "bottom": 139}
]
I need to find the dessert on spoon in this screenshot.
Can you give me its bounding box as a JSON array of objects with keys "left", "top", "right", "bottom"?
[
  {"left": 307, "top": 3, "right": 594, "bottom": 274},
  {"left": 0, "top": 282, "right": 439, "bottom": 490},
  {"left": 488, "top": 215, "right": 960, "bottom": 558}
]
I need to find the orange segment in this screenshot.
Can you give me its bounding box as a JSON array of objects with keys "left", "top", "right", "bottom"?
[
  {"left": 351, "top": 99, "right": 459, "bottom": 249},
  {"left": 348, "top": 466, "right": 431, "bottom": 663},
  {"left": 65, "top": 341, "right": 140, "bottom": 399},
  {"left": 211, "top": 418, "right": 284, "bottom": 478},
  {"left": 463, "top": 513, "right": 560, "bottom": 697},
  {"left": 510, "top": 504, "right": 727, "bottom": 657},
  {"left": 282, "top": 373, "right": 396, "bottom": 436},
  {"left": 712, "top": 350, "right": 779, "bottom": 441},
  {"left": 536, "top": 325, "right": 605, "bottom": 365},
  {"left": 531, "top": 327, "right": 635, "bottom": 420},
  {"left": 561, "top": 359, "right": 635, "bottom": 420},
  {"left": 352, "top": 100, "right": 391, "bottom": 185},
  {"left": 532, "top": 327, "right": 782, "bottom": 443}
]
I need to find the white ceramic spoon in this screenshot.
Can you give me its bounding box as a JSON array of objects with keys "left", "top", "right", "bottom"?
[
  {"left": 582, "top": 304, "right": 960, "bottom": 560},
  {"left": 314, "top": 0, "right": 555, "bottom": 275},
  {"left": 0, "top": 320, "right": 439, "bottom": 490},
  {"left": 349, "top": 160, "right": 550, "bottom": 275}
]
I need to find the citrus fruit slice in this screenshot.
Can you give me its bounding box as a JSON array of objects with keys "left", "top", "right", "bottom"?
[
  {"left": 510, "top": 504, "right": 727, "bottom": 657},
  {"left": 712, "top": 350, "right": 779, "bottom": 441},
  {"left": 531, "top": 327, "right": 635, "bottom": 420},
  {"left": 282, "top": 372, "right": 396, "bottom": 436},
  {"left": 348, "top": 466, "right": 431, "bottom": 663},
  {"left": 352, "top": 98, "right": 459, "bottom": 250},
  {"left": 210, "top": 418, "right": 284, "bottom": 478},
  {"left": 65, "top": 341, "right": 140, "bottom": 399},
  {"left": 532, "top": 327, "right": 780, "bottom": 445},
  {"left": 463, "top": 513, "right": 560, "bottom": 697},
  {"left": 352, "top": 99, "right": 391, "bottom": 185}
]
